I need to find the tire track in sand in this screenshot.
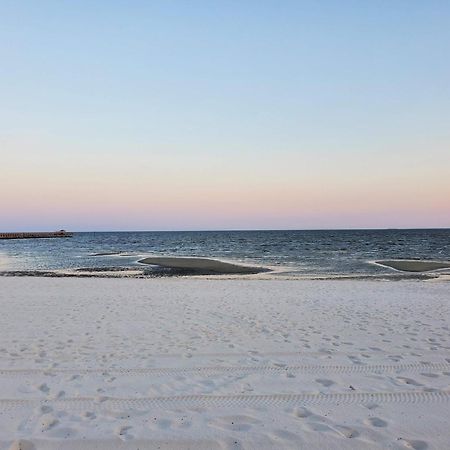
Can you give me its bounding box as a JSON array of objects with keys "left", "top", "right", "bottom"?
[
  {"left": 0, "top": 361, "right": 449, "bottom": 377},
  {"left": 0, "top": 390, "right": 449, "bottom": 411}
]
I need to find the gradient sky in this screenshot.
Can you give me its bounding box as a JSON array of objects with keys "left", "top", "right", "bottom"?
[{"left": 1, "top": 1, "right": 449, "bottom": 231}]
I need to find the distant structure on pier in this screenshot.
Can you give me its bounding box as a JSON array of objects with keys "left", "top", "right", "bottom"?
[{"left": 0, "top": 230, "right": 73, "bottom": 240}]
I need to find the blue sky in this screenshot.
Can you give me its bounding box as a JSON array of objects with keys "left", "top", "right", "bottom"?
[{"left": 1, "top": 1, "right": 449, "bottom": 230}]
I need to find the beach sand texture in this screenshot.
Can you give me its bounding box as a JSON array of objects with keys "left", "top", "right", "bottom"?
[{"left": 0, "top": 278, "right": 449, "bottom": 449}]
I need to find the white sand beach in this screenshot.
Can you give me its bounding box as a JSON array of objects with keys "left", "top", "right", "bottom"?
[{"left": 0, "top": 277, "right": 449, "bottom": 449}]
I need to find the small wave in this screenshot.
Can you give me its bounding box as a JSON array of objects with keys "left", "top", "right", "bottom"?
[
  {"left": 74, "top": 267, "right": 134, "bottom": 272},
  {"left": 90, "top": 251, "right": 125, "bottom": 257},
  {"left": 138, "top": 256, "right": 270, "bottom": 275}
]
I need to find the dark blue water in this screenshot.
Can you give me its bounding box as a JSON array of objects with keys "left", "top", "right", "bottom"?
[{"left": 1, "top": 229, "right": 449, "bottom": 277}]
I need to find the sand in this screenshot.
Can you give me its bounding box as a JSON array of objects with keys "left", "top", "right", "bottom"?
[
  {"left": 0, "top": 277, "right": 449, "bottom": 449},
  {"left": 376, "top": 260, "right": 450, "bottom": 272}
]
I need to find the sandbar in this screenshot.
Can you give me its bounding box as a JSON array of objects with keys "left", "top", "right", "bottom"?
[
  {"left": 138, "top": 256, "right": 269, "bottom": 274},
  {"left": 376, "top": 259, "right": 450, "bottom": 272}
]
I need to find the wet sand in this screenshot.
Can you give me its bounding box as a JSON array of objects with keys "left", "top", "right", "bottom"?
[{"left": 138, "top": 256, "right": 268, "bottom": 274}]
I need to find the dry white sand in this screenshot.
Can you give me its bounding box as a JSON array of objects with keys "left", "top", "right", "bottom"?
[{"left": 0, "top": 277, "right": 449, "bottom": 449}]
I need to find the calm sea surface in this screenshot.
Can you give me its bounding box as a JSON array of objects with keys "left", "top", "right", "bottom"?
[{"left": 0, "top": 229, "right": 449, "bottom": 278}]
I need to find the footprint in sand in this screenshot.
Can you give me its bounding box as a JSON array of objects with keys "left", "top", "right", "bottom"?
[
  {"left": 81, "top": 411, "right": 96, "bottom": 420},
  {"left": 363, "top": 402, "right": 379, "bottom": 410},
  {"left": 420, "top": 372, "right": 439, "bottom": 378},
  {"left": 51, "top": 390, "right": 65, "bottom": 399},
  {"left": 8, "top": 440, "right": 36, "bottom": 450},
  {"left": 115, "top": 425, "right": 133, "bottom": 441},
  {"left": 209, "top": 415, "right": 261, "bottom": 432},
  {"left": 149, "top": 417, "right": 192, "bottom": 430},
  {"left": 49, "top": 426, "right": 77, "bottom": 439},
  {"left": 335, "top": 425, "right": 359, "bottom": 438},
  {"left": 315, "top": 378, "right": 335, "bottom": 387},
  {"left": 270, "top": 429, "right": 301, "bottom": 441},
  {"left": 177, "top": 419, "right": 192, "bottom": 429},
  {"left": 39, "top": 414, "right": 58, "bottom": 432},
  {"left": 397, "top": 438, "right": 428, "bottom": 450},
  {"left": 365, "top": 417, "right": 388, "bottom": 427},
  {"left": 37, "top": 383, "right": 50, "bottom": 394},
  {"left": 397, "top": 377, "right": 423, "bottom": 386},
  {"left": 148, "top": 418, "right": 172, "bottom": 430},
  {"left": 67, "top": 374, "right": 81, "bottom": 381},
  {"left": 293, "top": 407, "right": 312, "bottom": 418}
]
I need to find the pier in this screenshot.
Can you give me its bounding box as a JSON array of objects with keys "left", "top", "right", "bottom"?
[{"left": 0, "top": 230, "right": 73, "bottom": 240}]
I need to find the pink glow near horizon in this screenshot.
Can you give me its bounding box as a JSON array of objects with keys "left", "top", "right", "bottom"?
[
  {"left": 2, "top": 172, "right": 449, "bottom": 230},
  {"left": 1, "top": 104, "right": 449, "bottom": 233},
  {"left": 1, "top": 139, "right": 449, "bottom": 230}
]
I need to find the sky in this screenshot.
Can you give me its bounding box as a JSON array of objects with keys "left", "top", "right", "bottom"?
[{"left": 1, "top": 1, "right": 449, "bottom": 231}]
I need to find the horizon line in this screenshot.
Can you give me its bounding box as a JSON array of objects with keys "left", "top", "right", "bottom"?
[{"left": 2, "top": 227, "right": 449, "bottom": 233}]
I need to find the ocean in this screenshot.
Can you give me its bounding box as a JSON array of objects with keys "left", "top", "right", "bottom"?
[{"left": 0, "top": 229, "right": 449, "bottom": 278}]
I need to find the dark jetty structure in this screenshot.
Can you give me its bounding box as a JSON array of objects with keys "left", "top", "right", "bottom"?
[{"left": 0, "top": 230, "right": 73, "bottom": 240}]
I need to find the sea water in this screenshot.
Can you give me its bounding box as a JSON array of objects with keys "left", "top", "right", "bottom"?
[{"left": 0, "top": 229, "right": 449, "bottom": 278}]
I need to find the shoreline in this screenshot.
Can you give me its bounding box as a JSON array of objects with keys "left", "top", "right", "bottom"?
[{"left": 0, "top": 269, "right": 448, "bottom": 281}]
